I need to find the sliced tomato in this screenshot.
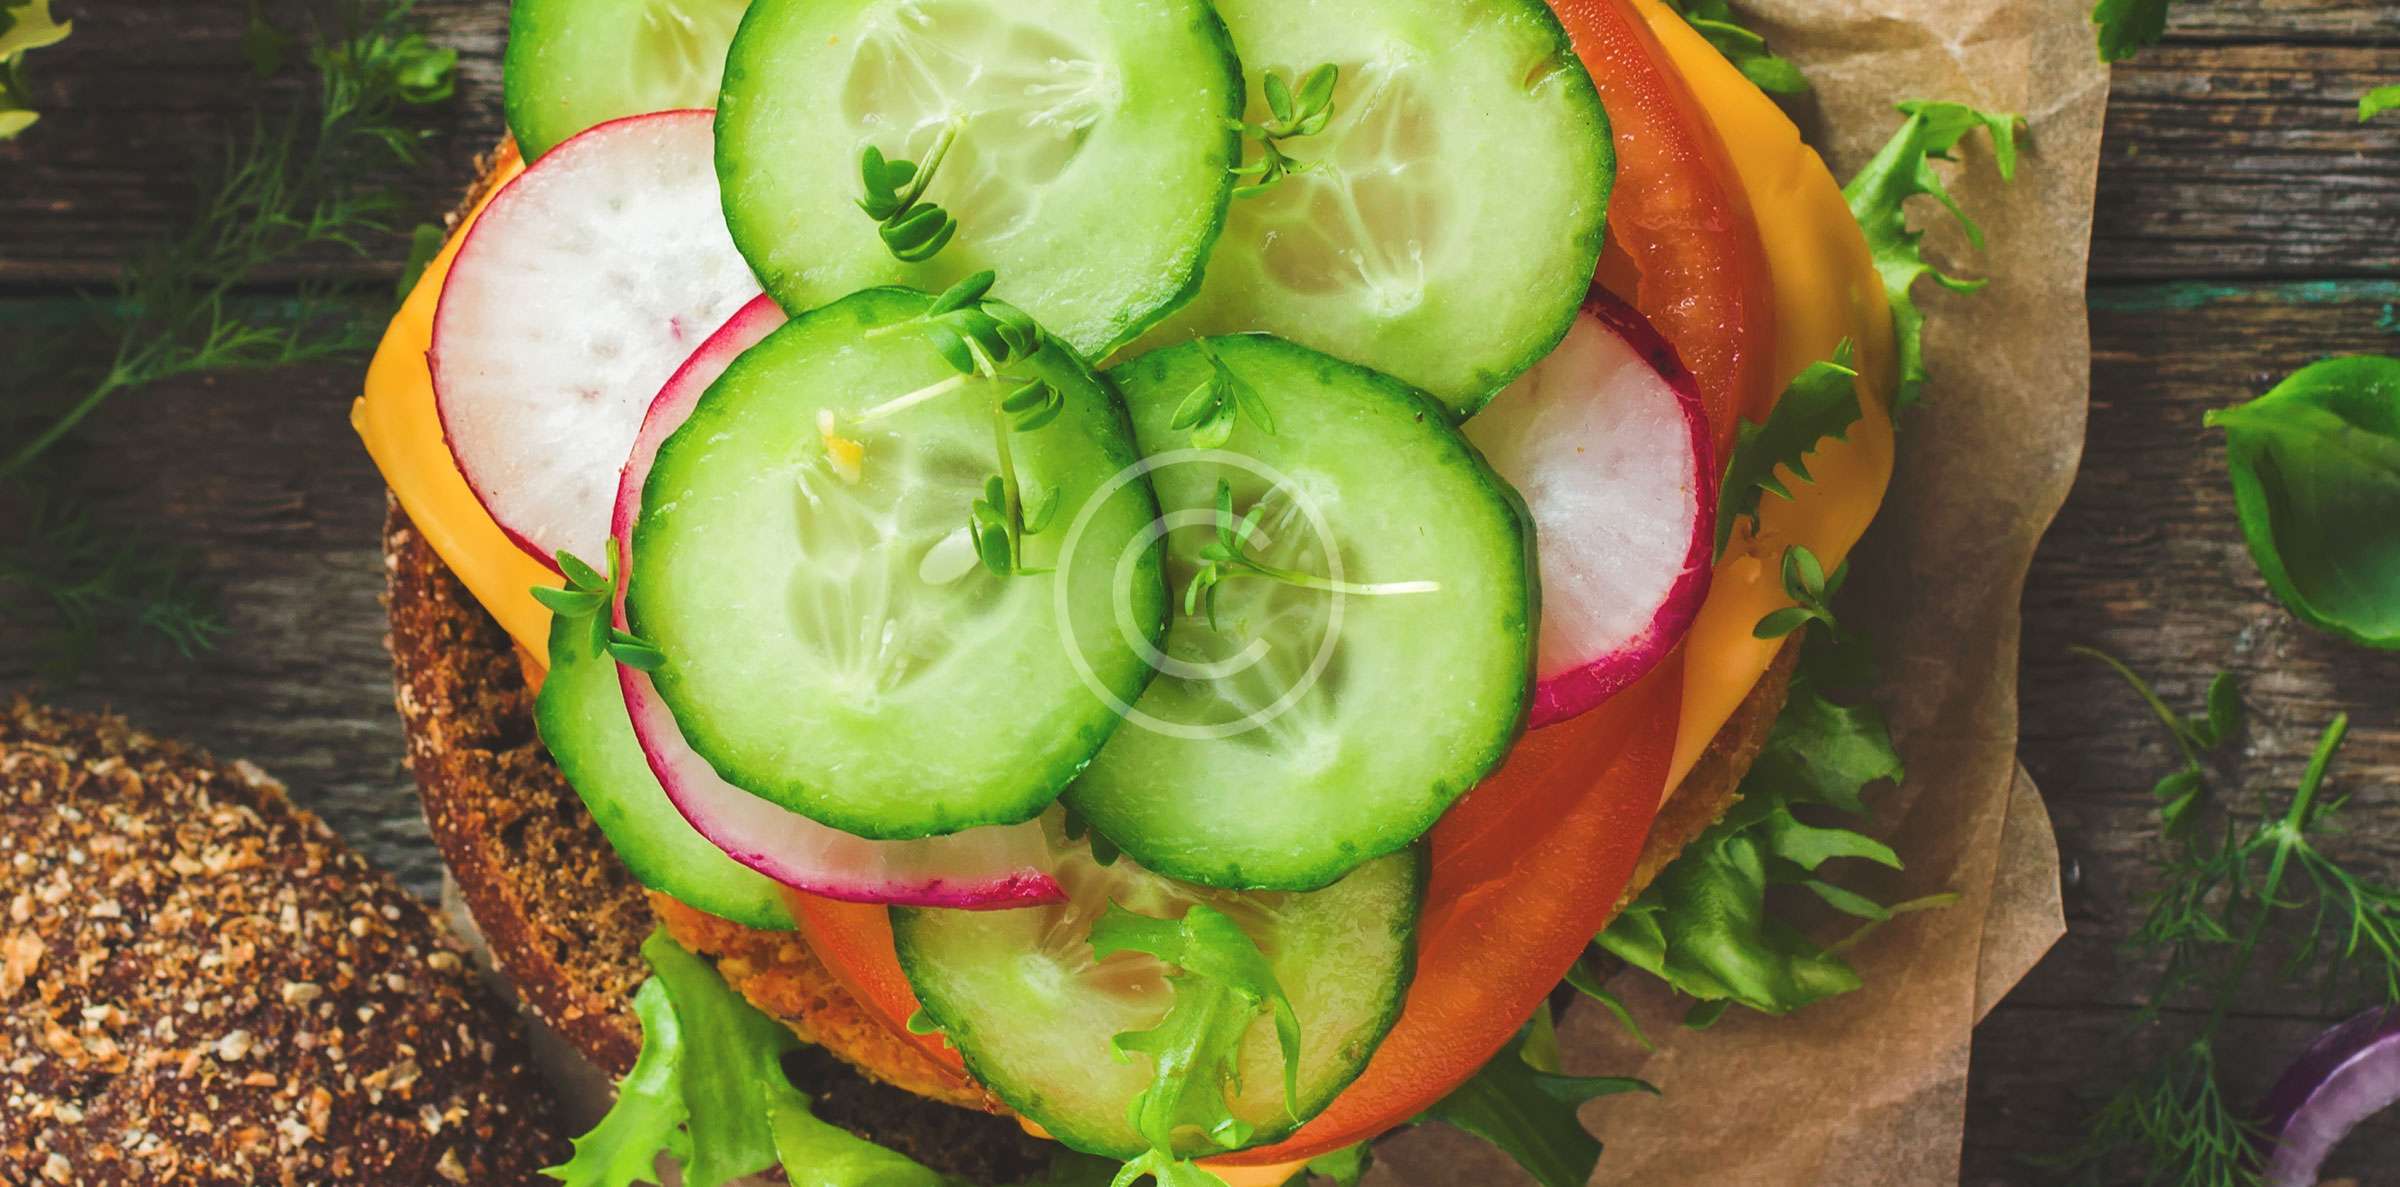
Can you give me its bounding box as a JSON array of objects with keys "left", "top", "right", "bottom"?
[
  {"left": 1216, "top": 662, "right": 1681, "bottom": 1165},
  {"left": 786, "top": 890, "right": 976, "bottom": 1083},
  {"left": 1559, "top": 0, "right": 1777, "bottom": 449}
]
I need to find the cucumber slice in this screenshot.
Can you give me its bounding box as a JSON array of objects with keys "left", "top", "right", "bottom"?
[
  {"left": 1067, "top": 336, "right": 1536, "bottom": 890},
  {"left": 628, "top": 287, "right": 1167, "bottom": 840},
  {"left": 713, "top": 0, "right": 1241, "bottom": 357},
  {"left": 504, "top": 0, "right": 750, "bottom": 161},
  {"left": 1140, "top": 0, "right": 1613, "bottom": 414},
  {"left": 533, "top": 606, "right": 792, "bottom": 930},
  {"left": 894, "top": 823, "right": 1420, "bottom": 1158}
]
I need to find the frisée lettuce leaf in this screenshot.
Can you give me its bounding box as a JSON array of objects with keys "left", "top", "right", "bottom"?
[
  {"left": 1095, "top": 903, "right": 1304, "bottom": 1186},
  {"left": 1843, "top": 100, "right": 2022, "bottom": 415},
  {"left": 547, "top": 930, "right": 972, "bottom": 1187}
]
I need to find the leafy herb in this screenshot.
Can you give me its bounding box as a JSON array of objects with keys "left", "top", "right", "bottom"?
[
  {"left": 1169, "top": 341, "right": 1275, "bottom": 449},
  {"left": 551, "top": 931, "right": 972, "bottom": 1187},
  {"left": 1593, "top": 633, "right": 1946, "bottom": 1022},
  {"left": 1182, "top": 480, "right": 1438, "bottom": 629},
  {"left": 1092, "top": 903, "right": 1302, "bottom": 1185},
  {"left": 0, "top": 0, "right": 68, "bottom": 139},
  {"left": 1842, "top": 100, "right": 2021, "bottom": 416},
  {"left": 1753, "top": 544, "right": 1847, "bottom": 642},
  {"left": 1419, "top": 1008, "right": 1655, "bottom": 1187},
  {"left": 1666, "top": 0, "right": 1807, "bottom": 95},
  {"left": 4, "top": 0, "right": 457, "bottom": 484},
  {"left": 858, "top": 125, "right": 963, "bottom": 262},
  {"left": 1714, "top": 345, "right": 1862, "bottom": 556},
  {"left": 1287, "top": 1145, "right": 1370, "bottom": 1187},
  {"left": 1232, "top": 64, "right": 1338, "bottom": 199},
  {"left": 536, "top": 548, "right": 669, "bottom": 671},
  {"left": 2203, "top": 354, "right": 2400, "bottom": 650},
  {"left": 2047, "top": 657, "right": 2400, "bottom": 1185},
  {"left": 0, "top": 481, "right": 226, "bottom": 675},
  {"left": 396, "top": 220, "right": 446, "bottom": 297},
  {"left": 2070, "top": 647, "right": 2238, "bottom": 840},
  {"left": 2365, "top": 85, "right": 2400, "bottom": 121},
  {"left": 2091, "top": 0, "right": 2174, "bottom": 63}
]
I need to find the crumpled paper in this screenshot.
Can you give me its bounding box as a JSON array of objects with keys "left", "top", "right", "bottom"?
[{"left": 1372, "top": 0, "right": 2106, "bottom": 1181}]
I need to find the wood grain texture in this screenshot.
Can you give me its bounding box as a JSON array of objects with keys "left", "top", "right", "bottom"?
[
  {"left": 2, "top": 1, "right": 2396, "bottom": 286},
  {"left": 1966, "top": 282, "right": 2400, "bottom": 1181},
  {"left": 4, "top": 0, "right": 2400, "bottom": 1182}
]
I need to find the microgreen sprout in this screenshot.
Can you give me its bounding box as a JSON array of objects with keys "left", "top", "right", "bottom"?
[
  {"left": 853, "top": 273, "right": 1067, "bottom": 578},
  {"left": 856, "top": 121, "right": 964, "bottom": 262},
  {"left": 1168, "top": 341, "right": 1274, "bottom": 448},
  {"left": 1230, "top": 63, "right": 1338, "bottom": 199},
  {"left": 534, "top": 546, "right": 667, "bottom": 671},
  {"left": 1753, "top": 544, "right": 1847, "bottom": 642},
  {"left": 1181, "top": 479, "right": 1437, "bottom": 629}
]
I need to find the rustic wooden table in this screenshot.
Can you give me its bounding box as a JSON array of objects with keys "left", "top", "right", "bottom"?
[{"left": 4, "top": 2, "right": 2397, "bottom": 1182}]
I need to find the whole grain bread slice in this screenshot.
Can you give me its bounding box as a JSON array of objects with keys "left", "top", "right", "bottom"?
[{"left": 0, "top": 700, "right": 565, "bottom": 1186}]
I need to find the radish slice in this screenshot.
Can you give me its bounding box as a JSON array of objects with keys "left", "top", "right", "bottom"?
[
  {"left": 609, "top": 296, "right": 1064, "bottom": 909},
  {"left": 1465, "top": 291, "right": 1714, "bottom": 729},
  {"left": 2260, "top": 1007, "right": 2400, "bottom": 1186},
  {"left": 432, "top": 109, "right": 761, "bottom": 570}
]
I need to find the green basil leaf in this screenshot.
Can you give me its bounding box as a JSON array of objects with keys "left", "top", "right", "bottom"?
[{"left": 2204, "top": 355, "right": 2400, "bottom": 649}]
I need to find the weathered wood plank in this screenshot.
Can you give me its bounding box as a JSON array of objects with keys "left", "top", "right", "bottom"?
[
  {"left": 3, "top": 1, "right": 2397, "bottom": 286},
  {"left": 2091, "top": 44, "right": 2400, "bottom": 281},
  {"left": 1968, "top": 281, "right": 2400, "bottom": 1179},
  {"left": 0, "top": 0, "right": 504, "bottom": 287}
]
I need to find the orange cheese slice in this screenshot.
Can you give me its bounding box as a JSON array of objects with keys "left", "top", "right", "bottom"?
[
  {"left": 1638, "top": 0, "right": 1901, "bottom": 794},
  {"left": 351, "top": 154, "right": 558, "bottom": 665}
]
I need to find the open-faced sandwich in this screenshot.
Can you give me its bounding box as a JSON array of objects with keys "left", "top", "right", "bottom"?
[{"left": 354, "top": 0, "right": 2015, "bottom": 1181}]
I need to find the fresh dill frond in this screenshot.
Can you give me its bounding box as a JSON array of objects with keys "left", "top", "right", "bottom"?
[
  {"left": 0, "top": 481, "right": 225, "bottom": 676},
  {"left": 3, "top": 0, "right": 457, "bottom": 482},
  {"left": 2047, "top": 654, "right": 2400, "bottom": 1185},
  {"left": 4, "top": 0, "right": 456, "bottom": 672}
]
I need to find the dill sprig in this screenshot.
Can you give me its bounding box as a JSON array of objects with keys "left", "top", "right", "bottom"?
[
  {"left": 2, "top": 0, "right": 456, "bottom": 482},
  {"left": 3, "top": 0, "right": 454, "bottom": 674},
  {"left": 0, "top": 481, "right": 225, "bottom": 675},
  {"left": 2044, "top": 654, "right": 2400, "bottom": 1185}
]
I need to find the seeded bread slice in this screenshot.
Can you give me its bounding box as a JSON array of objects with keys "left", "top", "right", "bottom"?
[{"left": 0, "top": 700, "right": 565, "bottom": 1186}]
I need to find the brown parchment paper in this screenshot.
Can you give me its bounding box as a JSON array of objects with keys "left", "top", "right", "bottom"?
[{"left": 1372, "top": 0, "right": 2107, "bottom": 1181}]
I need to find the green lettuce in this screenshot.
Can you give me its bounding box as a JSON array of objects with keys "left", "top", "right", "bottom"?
[
  {"left": 2366, "top": 85, "right": 2400, "bottom": 121},
  {"left": 1095, "top": 903, "right": 1303, "bottom": 1187},
  {"left": 548, "top": 930, "right": 970, "bottom": 1187},
  {"left": 1843, "top": 101, "right": 2022, "bottom": 415},
  {"left": 2204, "top": 355, "right": 2400, "bottom": 650},
  {"left": 1715, "top": 346, "right": 1863, "bottom": 555},
  {"left": 1419, "top": 1008, "right": 1655, "bottom": 1187},
  {"left": 1666, "top": 0, "right": 1807, "bottom": 95},
  {"left": 1591, "top": 622, "right": 1953, "bottom": 1023}
]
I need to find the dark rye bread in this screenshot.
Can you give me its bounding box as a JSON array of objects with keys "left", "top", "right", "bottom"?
[{"left": 0, "top": 701, "right": 564, "bottom": 1186}]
